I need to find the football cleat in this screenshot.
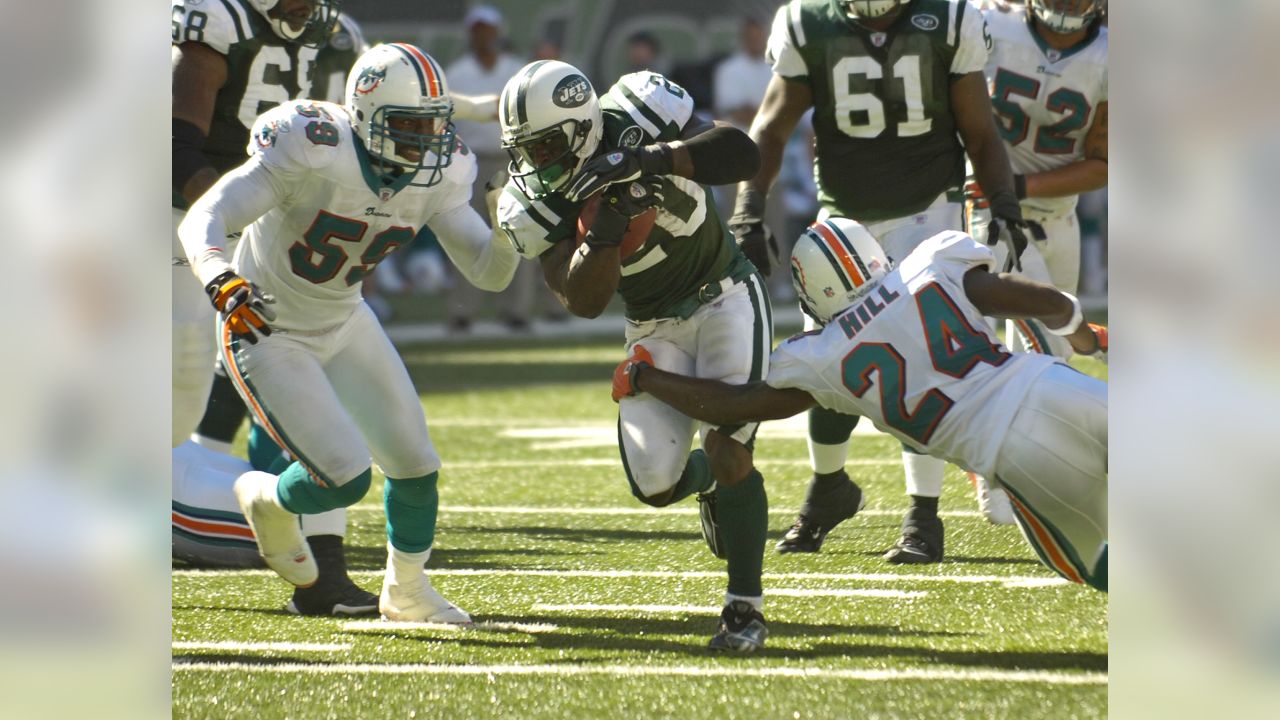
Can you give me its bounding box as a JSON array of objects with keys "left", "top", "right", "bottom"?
[
  {"left": 708, "top": 600, "right": 768, "bottom": 652},
  {"left": 971, "top": 473, "right": 1016, "bottom": 526},
  {"left": 884, "top": 506, "right": 944, "bottom": 564},
  {"left": 380, "top": 571, "right": 472, "bottom": 625},
  {"left": 696, "top": 491, "right": 726, "bottom": 559},
  {"left": 287, "top": 576, "right": 378, "bottom": 617},
  {"left": 233, "top": 471, "right": 318, "bottom": 587},
  {"left": 776, "top": 471, "right": 866, "bottom": 554}
]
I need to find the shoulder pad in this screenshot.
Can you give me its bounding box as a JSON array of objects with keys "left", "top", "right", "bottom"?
[
  {"left": 247, "top": 101, "right": 347, "bottom": 171},
  {"left": 172, "top": 0, "right": 252, "bottom": 55},
  {"left": 603, "top": 72, "right": 694, "bottom": 141}
]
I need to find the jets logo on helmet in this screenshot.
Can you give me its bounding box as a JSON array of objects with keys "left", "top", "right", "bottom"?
[
  {"left": 790, "top": 218, "right": 890, "bottom": 323},
  {"left": 499, "top": 60, "right": 604, "bottom": 198},
  {"left": 345, "top": 43, "right": 456, "bottom": 189},
  {"left": 354, "top": 64, "right": 386, "bottom": 95}
]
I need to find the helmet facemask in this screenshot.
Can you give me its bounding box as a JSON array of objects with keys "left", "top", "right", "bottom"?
[
  {"left": 365, "top": 98, "right": 456, "bottom": 188},
  {"left": 257, "top": 0, "right": 342, "bottom": 48},
  {"left": 1030, "top": 0, "right": 1102, "bottom": 33},
  {"left": 502, "top": 118, "right": 595, "bottom": 199}
]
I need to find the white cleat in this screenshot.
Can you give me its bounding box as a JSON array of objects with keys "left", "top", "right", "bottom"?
[
  {"left": 380, "top": 572, "right": 472, "bottom": 625},
  {"left": 233, "top": 471, "right": 318, "bottom": 587},
  {"left": 971, "top": 473, "right": 1017, "bottom": 526}
]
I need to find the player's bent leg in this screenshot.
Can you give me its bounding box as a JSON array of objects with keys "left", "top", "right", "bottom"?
[
  {"left": 616, "top": 338, "right": 700, "bottom": 505},
  {"left": 885, "top": 449, "right": 946, "bottom": 564},
  {"left": 995, "top": 364, "right": 1107, "bottom": 590}
]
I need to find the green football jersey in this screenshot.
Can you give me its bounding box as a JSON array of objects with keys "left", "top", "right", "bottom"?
[
  {"left": 497, "top": 70, "right": 754, "bottom": 322},
  {"left": 172, "top": 0, "right": 319, "bottom": 178},
  {"left": 310, "top": 13, "right": 367, "bottom": 104},
  {"left": 768, "top": 0, "right": 990, "bottom": 221}
]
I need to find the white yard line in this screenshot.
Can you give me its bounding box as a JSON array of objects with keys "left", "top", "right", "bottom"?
[
  {"left": 770, "top": 588, "right": 928, "bottom": 599},
  {"left": 532, "top": 603, "right": 720, "bottom": 614},
  {"left": 342, "top": 620, "right": 559, "bottom": 634},
  {"left": 170, "top": 660, "right": 1106, "bottom": 685},
  {"left": 172, "top": 642, "right": 350, "bottom": 652},
  {"left": 435, "top": 458, "right": 898, "bottom": 469},
  {"left": 174, "top": 567, "right": 1060, "bottom": 588},
  {"left": 346, "top": 505, "right": 983, "bottom": 518}
]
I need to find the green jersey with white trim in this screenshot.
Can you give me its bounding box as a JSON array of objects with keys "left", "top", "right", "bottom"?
[
  {"left": 497, "top": 71, "right": 753, "bottom": 322},
  {"left": 768, "top": 0, "right": 989, "bottom": 221},
  {"left": 172, "top": 0, "right": 318, "bottom": 178}
]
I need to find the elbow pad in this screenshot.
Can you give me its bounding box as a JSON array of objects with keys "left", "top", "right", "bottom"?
[
  {"left": 684, "top": 125, "right": 761, "bottom": 185},
  {"left": 173, "top": 118, "right": 213, "bottom": 198}
]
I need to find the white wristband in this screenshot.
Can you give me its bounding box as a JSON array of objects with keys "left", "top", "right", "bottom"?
[{"left": 1046, "top": 293, "right": 1084, "bottom": 336}]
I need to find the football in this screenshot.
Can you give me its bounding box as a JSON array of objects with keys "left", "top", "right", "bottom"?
[{"left": 575, "top": 193, "right": 658, "bottom": 260}]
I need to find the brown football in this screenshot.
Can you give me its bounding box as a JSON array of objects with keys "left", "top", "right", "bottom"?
[{"left": 575, "top": 193, "right": 658, "bottom": 260}]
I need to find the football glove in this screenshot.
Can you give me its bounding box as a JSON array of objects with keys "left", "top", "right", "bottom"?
[
  {"left": 205, "top": 270, "right": 277, "bottom": 345},
  {"left": 588, "top": 176, "right": 665, "bottom": 246},
  {"left": 612, "top": 344, "right": 655, "bottom": 402},
  {"left": 730, "top": 220, "right": 780, "bottom": 278},
  {"left": 986, "top": 215, "right": 1032, "bottom": 273},
  {"left": 564, "top": 145, "right": 672, "bottom": 202},
  {"left": 1085, "top": 322, "right": 1108, "bottom": 365}
]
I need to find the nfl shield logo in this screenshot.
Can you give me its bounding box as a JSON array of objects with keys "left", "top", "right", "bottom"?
[
  {"left": 1047, "top": 49, "right": 1061, "bottom": 63},
  {"left": 379, "top": 187, "right": 394, "bottom": 202},
  {"left": 871, "top": 32, "right": 887, "bottom": 47}
]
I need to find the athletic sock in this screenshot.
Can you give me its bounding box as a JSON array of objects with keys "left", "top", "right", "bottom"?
[
  {"left": 902, "top": 448, "right": 946, "bottom": 498},
  {"left": 909, "top": 495, "right": 939, "bottom": 514},
  {"left": 717, "top": 469, "right": 768, "bottom": 598},
  {"left": 247, "top": 421, "right": 288, "bottom": 473},
  {"left": 307, "top": 534, "right": 349, "bottom": 583},
  {"left": 807, "top": 407, "right": 859, "bottom": 474},
  {"left": 384, "top": 473, "right": 440, "bottom": 553},
  {"left": 669, "top": 449, "right": 715, "bottom": 502},
  {"left": 195, "top": 368, "right": 249, "bottom": 444}
]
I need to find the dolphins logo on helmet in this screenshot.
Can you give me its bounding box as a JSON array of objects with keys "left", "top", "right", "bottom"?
[{"left": 354, "top": 64, "right": 386, "bottom": 95}]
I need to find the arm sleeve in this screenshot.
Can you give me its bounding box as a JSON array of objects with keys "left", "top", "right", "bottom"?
[
  {"left": 766, "top": 2, "right": 808, "bottom": 80},
  {"left": 451, "top": 93, "right": 499, "bottom": 122},
  {"left": 427, "top": 203, "right": 519, "bottom": 292},
  {"left": 178, "top": 157, "right": 291, "bottom": 286},
  {"left": 951, "top": 2, "right": 991, "bottom": 75}
]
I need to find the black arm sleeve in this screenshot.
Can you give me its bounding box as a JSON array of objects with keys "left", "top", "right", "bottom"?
[
  {"left": 681, "top": 125, "right": 761, "bottom": 186},
  {"left": 173, "top": 118, "right": 214, "bottom": 197}
]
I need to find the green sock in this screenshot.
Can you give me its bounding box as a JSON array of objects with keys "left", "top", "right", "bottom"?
[
  {"left": 385, "top": 473, "right": 439, "bottom": 553},
  {"left": 247, "top": 421, "right": 286, "bottom": 473},
  {"left": 717, "top": 469, "right": 768, "bottom": 597},
  {"left": 670, "top": 449, "right": 715, "bottom": 502},
  {"left": 276, "top": 462, "right": 370, "bottom": 514}
]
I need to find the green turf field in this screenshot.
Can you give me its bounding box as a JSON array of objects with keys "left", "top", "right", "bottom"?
[{"left": 172, "top": 333, "right": 1108, "bottom": 719}]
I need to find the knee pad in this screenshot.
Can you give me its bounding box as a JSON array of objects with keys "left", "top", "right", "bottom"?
[{"left": 331, "top": 468, "right": 373, "bottom": 507}]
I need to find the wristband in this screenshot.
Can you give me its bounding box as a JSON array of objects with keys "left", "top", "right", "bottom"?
[
  {"left": 731, "top": 185, "right": 766, "bottom": 226},
  {"left": 637, "top": 143, "right": 674, "bottom": 176},
  {"left": 1046, "top": 293, "right": 1084, "bottom": 336},
  {"left": 1013, "top": 174, "right": 1027, "bottom": 200}
]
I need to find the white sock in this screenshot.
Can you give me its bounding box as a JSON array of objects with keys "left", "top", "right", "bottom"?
[
  {"left": 725, "top": 593, "right": 763, "bottom": 612},
  {"left": 388, "top": 544, "right": 431, "bottom": 579},
  {"left": 190, "top": 434, "right": 234, "bottom": 456},
  {"left": 903, "top": 452, "right": 946, "bottom": 497},
  {"left": 808, "top": 441, "right": 850, "bottom": 475},
  {"left": 301, "top": 507, "right": 346, "bottom": 537}
]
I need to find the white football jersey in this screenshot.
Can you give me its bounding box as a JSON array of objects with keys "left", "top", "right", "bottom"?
[
  {"left": 232, "top": 101, "right": 476, "bottom": 331},
  {"left": 767, "top": 231, "right": 1061, "bottom": 476},
  {"left": 983, "top": 4, "right": 1108, "bottom": 220}
]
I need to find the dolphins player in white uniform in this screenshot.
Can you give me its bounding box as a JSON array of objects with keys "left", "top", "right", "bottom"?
[
  {"left": 614, "top": 218, "right": 1108, "bottom": 591},
  {"left": 178, "top": 43, "right": 518, "bottom": 623},
  {"left": 967, "top": 0, "right": 1107, "bottom": 358}
]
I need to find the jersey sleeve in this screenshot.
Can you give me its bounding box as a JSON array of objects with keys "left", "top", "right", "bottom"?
[
  {"left": 430, "top": 142, "right": 479, "bottom": 216},
  {"left": 171, "top": 0, "right": 242, "bottom": 55},
  {"left": 765, "top": 336, "right": 824, "bottom": 393},
  {"left": 766, "top": 1, "right": 809, "bottom": 81},
  {"left": 604, "top": 72, "right": 695, "bottom": 141},
  {"left": 951, "top": 0, "right": 991, "bottom": 75},
  {"left": 497, "top": 186, "right": 568, "bottom": 259},
  {"left": 245, "top": 102, "right": 344, "bottom": 174}
]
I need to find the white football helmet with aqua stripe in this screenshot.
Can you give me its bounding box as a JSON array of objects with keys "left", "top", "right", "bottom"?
[
  {"left": 790, "top": 218, "right": 890, "bottom": 324},
  {"left": 345, "top": 43, "right": 455, "bottom": 188}
]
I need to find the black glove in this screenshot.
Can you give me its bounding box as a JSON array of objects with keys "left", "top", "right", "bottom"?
[
  {"left": 731, "top": 220, "right": 779, "bottom": 278},
  {"left": 564, "top": 144, "right": 673, "bottom": 202},
  {"left": 985, "top": 216, "right": 1029, "bottom": 273},
  {"left": 205, "top": 270, "right": 277, "bottom": 345},
  {"left": 585, "top": 176, "right": 665, "bottom": 247}
]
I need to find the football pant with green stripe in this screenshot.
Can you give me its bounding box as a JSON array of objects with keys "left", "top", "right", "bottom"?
[
  {"left": 994, "top": 363, "right": 1107, "bottom": 590},
  {"left": 618, "top": 275, "right": 773, "bottom": 499},
  {"left": 220, "top": 302, "right": 441, "bottom": 492}
]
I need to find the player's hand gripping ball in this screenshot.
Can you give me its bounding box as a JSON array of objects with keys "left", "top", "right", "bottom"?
[{"left": 576, "top": 182, "right": 660, "bottom": 258}]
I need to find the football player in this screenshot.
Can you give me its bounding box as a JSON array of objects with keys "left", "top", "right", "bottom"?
[
  {"left": 966, "top": 0, "right": 1107, "bottom": 359},
  {"left": 614, "top": 218, "right": 1107, "bottom": 591},
  {"left": 178, "top": 44, "right": 519, "bottom": 623},
  {"left": 735, "top": 0, "right": 1030, "bottom": 563},
  {"left": 171, "top": 0, "right": 381, "bottom": 616},
  {"left": 496, "top": 61, "right": 772, "bottom": 651}
]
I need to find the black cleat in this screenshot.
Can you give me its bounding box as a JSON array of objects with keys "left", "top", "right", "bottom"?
[
  {"left": 285, "top": 534, "right": 378, "bottom": 616},
  {"left": 696, "top": 492, "right": 726, "bottom": 559},
  {"left": 775, "top": 471, "right": 865, "bottom": 554},
  {"left": 884, "top": 507, "right": 944, "bottom": 564},
  {"left": 708, "top": 600, "right": 768, "bottom": 652}
]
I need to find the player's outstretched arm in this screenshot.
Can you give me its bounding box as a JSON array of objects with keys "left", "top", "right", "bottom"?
[
  {"left": 612, "top": 346, "right": 816, "bottom": 426},
  {"left": 428, "top": 203, "right": 518, "bottom": 292},
  {"left": 963, "top": 267, "right": 1103, "bottom": 355},
  {"left": 178, "top": 159, "right": 288, "bottom": 287},
  {"left": 1021, "top": 102, "right": 1108, "bottom": 198}
]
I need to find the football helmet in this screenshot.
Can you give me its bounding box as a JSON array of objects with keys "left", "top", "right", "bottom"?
[
  {"left": 789, "top": 218, "right": 890, "bottom": 324},
  {"left": 499, "top": 60, "right": 603, "bottom": 198},
  {"left": 1029, "top": 0, "right": 1103, "bottom": 33},
  {"left": 247, "top": 0, "right": 342, "bottom": 48},
  {"left": 840, "top": 1, "right": 904, "bottom": 20},
  {"left": 346, "top": 44, "right": 456, "bottom": 188}
]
